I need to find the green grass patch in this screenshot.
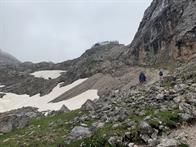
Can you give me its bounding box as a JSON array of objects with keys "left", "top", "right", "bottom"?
[
  {"left": 179, "top": 143, "right": 189, "bottom": 147},
  {"left": 148, "top": 109, "right": 181, "bottom": 130},
  {"left": 68, "top": 122, "right": 135, "bottom": 147},
  {"left": 0, "top": 106, "right": 182, "bottom": 147},
  {"left": 0, "top": 110, "right": 83, "bottom": 147}
]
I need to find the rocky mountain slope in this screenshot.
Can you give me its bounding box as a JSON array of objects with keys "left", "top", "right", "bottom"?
[
  {"left": 56, "top": 0, "right": 196, "bottom": 87},
  {"left": 49, "top": 0, "right": 196, "bottom": 104},
  {"left": 0, "top": 62, "right": 61, "bottom": 97},
  {"left": 125, "top": 0, "right": 196, "bottom": 65},
  {"left": 0, "top": 50, "right": 65, "bottom": 97},
  {"left": 0, "top": 49, "right": 20, "bottom": 65},
  {"left": 0, "top": 57, "right": 195, "bottom": 146},
  {"left": 59, "top": 41, "right": 128, "bottom": 82},
  {"left": 0, "top": 41, "right": 127, "bottom": 97},
  {"left": 0, "top": 0, "right": 195, "bottom": 107},
  {"left": 0, "top": 0, "right": 195, "bottom": 146},
  {"left": 0, "top": 0, "right": 196, "bottom": 97}
]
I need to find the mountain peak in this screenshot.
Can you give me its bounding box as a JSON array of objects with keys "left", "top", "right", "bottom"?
[{"left": 0, "top": 49, "right": 20, "bottom": 65}]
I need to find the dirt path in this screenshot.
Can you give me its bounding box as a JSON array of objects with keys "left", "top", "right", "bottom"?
[
  {"left": 52, "top": 67, "right": 169, "bottom": 103},
  {"left": 171, "top": 124, "right": 196, "bottom": 147}
]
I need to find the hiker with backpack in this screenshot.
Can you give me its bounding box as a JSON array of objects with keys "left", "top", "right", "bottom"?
[
  {"left": 159, "top": 70, "right": 164, "bottom": 86},
  {"left": 139, "top": 72, "right": 146, "bottom": 84}
]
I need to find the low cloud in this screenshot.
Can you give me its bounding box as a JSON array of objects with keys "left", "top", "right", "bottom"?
[{"left": 0, "top": 0, "right": 151, "bottom": 63}]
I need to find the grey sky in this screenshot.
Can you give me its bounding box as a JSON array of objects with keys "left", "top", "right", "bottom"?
[{"left": 0, "top": 0, "right": 151, "bottom": 63}]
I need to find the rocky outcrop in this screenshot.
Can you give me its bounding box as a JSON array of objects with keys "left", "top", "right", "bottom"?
[
  {"left": 0, "top": 61, "right": 62, "bottom": 97},
  {"left": 3, "top": 77, "right": 60, "bottom": 97},
  {"left": 46, "top": 105, "right": 70, "bottom": 116},
  {"left": 0, "top": 107, "right": 43, "bottom": 133},
  {"left": 81, "top": 100, "right": 98, "bottom": 111},
  {"left": 126, "top": 0, "right": 196, "bottom": 65},
  {"left": 61, "top": 41, "right": 127, "bottom": 81}
]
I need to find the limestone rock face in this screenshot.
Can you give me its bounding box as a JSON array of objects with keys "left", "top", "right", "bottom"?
[{"left": 126, "top": 0, "right": 196, "bottom": 65}]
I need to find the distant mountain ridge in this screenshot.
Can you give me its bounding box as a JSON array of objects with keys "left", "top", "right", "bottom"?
[{"left": 0, "top": 49, "right": 20, "bottom": 65}]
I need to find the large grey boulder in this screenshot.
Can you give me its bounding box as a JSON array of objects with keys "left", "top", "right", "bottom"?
[
  {"left": 0, "top": 107, "right": 43, "bottom": 133},
  {"left": 59, "top": 105, "right": 70, "bottom": 113},
  {"left": 179, "top": 113, "right": 193, "bottom": 122},
  {"left": 108, "top": 136, "right": 121, "bottom": 145},
  {"left": 174, "top": 84, "right": 188, "bottom": 93},
  {"left": 139, "top": 121, "right": 153, "bottom": 134},
  {"left": 81, "top": 99, "right": 97, "bottom": 111},
  {"left": 69, "top": 126, "right": 92, "bottom": 139},
  {"left": 46, "top": 105, "right": 70, "bottom": 116}
]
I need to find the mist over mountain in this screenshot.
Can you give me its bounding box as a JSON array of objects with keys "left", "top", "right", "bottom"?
[{"left": 0, "top": 49, "right": 20, "bottom": 65}]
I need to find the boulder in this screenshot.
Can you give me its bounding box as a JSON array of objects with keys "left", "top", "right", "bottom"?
[
  {"left": 174, "top": 84, "right": 188, "bottom": 93},
  {"left": 0, "top": 107, "right": 43, "bottom": 133},
  {"left": 108, "top": 136, "right": 117, "bottom": 145},
  {"left": 138, "top": 121, "right": 153, "bottom": 134},
  {"left": 69, "top": 126, "right": 92, "bottom": 139},
  {"left": 81, "top": 99, "right": 97, "bottom": 111},
  {"left": 0, "top": 93, "right": 5, "bottom": 98},
  {"left": 46, "top": 105, "right": 70, "bottom": 116},
  {"left": 179, "top": 113, "right": 193, "bottom": 122},
  {"left": 59, "top": 105, "right": 70, "bottom": 113},
  {"left": 128, "top": 143, "right": 134, "bottom": 147}
]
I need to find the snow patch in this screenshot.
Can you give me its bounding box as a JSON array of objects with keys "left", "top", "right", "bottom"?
[
  {"left": 30, "top": 70, "right": 66, "bottom": 79},
  {"left": 0, "top": 78, "right": 99, "bottom": 113}
]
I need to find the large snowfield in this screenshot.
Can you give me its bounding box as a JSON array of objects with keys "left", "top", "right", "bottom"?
[
  {"left": 30, "top": 70, "right": 66, "bottom": 79},
  {"left": 0, "top": 70, "right": 99, "bottom": 113}
]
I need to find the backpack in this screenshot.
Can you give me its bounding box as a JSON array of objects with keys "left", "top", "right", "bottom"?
[
  {"left": 159, "top": 71, "right": 163, "bottom": 76},
  {"left": 139, "top": 73, "right": 146, "bottom": 82}
]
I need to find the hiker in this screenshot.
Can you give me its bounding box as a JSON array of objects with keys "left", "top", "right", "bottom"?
[
  {"left": 139, "top": 72, "right": 146, "bottom": 84},
  {"left": 159, "top": 70, "right": 164, "bottom": 86}
]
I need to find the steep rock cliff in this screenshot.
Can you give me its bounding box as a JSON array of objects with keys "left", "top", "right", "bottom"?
[{"left": 127, "top": 0, "right": 196, "bottom": 65}]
